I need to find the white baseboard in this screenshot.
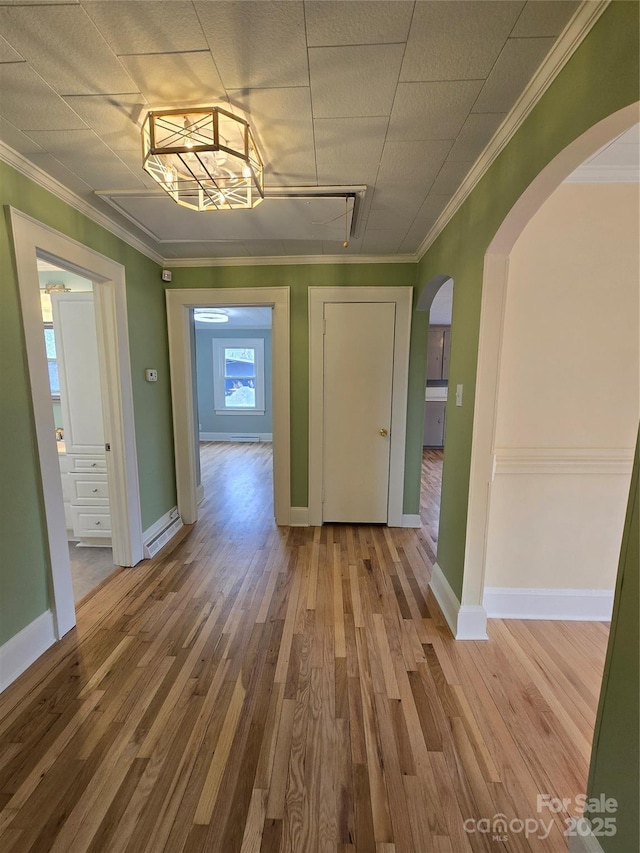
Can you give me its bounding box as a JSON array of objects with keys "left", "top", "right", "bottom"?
[
  {"left": 199, "top": 432, "right": 272, "bottom": 442},
  {"left": 483, "top": 587, "right": 614, "bottom": 621},
  {"left": 0, "top": 610, "right": 56, "bottom": 693},
  {"left": 401, "top": 514, "right": 422, "bottom": 528},
  {"left": 289, "top": 507, "right": 309, "bottom": 526},
  {"left": 457, "top": 605, "right": 489, "bottom": 640},
  {"left": 429, "top": 563, "right": 488, "bottom": 640},
  {"left": 143, "top": 506, "right": 183, "bottom": 559},
  {"left": 568, "top": 828, "right": 605, "bottom": 853}
]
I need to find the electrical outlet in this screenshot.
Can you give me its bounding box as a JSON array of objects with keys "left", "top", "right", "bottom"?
[{"left": 145, "top": 368, "right": 158, "bottom": 382}]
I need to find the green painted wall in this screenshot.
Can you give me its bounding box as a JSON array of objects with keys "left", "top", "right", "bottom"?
[
  {"left": 169, "top": 264, "right": 417, "bottom": 507},
  {"left": 0, "top": 163, "right": 174, "bottom": 644},
  {"left": 586, "top": 434, "right": 639, "bottom": 852},
  {"left": 414, "top": 1, "right": 640, "bottom": 598}
]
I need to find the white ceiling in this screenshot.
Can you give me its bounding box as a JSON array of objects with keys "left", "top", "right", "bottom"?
[
  {"left": 566, "top": 124, "right": 640, "bottom": 182},
  {"left": 0, "top": 0, "right": 582, "bottom": 259},
  {"left": 194, "top": 306, "right": 272, "bottom": 329}
]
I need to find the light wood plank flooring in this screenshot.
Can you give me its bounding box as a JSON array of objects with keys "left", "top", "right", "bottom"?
[{"left": 0, "top": 443, "right": 609, "bottom": 852}]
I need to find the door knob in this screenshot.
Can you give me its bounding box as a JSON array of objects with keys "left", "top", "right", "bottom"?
[{"left": 379, "top": 428, "right": 388, "bottom": 437}]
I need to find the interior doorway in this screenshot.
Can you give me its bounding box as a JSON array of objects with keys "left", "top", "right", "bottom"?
[
  {"left": 461, "top": 104, "right": 639, "bottom": 633},
  {"left": 38, "top": 258, "right": 116, "bottom": 602},
  {"left": 420, "top": 277, "right": 454, "bottom": 557},
  {"left": 11, "top": 208, "right": 143, "bottom": 638},
  {"left": 193, "top": 305, "right": 274, "bottom": 514},
  {"left": 166, "top": 287, "right": 290, "bottom": 526}
]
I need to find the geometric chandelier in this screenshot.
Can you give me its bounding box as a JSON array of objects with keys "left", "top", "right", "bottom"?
[{"left": 142, "top": 106, "right": 264, "bottom": 211}]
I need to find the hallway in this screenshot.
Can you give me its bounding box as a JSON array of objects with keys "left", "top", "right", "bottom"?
[{"left": 0, "top": 443, "right": 608, "bottom": 852}]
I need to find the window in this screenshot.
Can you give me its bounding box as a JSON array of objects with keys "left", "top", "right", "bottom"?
[
  {"left": 44, "top": 324, "right": 60, "bottom": 399},
  {"left": 213, "top": 337, "right": 265, "bottom": 414}
]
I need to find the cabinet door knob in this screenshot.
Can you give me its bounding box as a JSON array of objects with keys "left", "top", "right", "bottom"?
[
  {"left": 95, "top": 521, "right": 101, "bottom": 526},
  {"left": 92, "top": 488, "right": 98, "bottom": 493},
  {"left": 91, "top": 462, "right": 97, "bottom": 467},
  {"left": 379, "top": 428, "right": 388, "bottom": 437}
]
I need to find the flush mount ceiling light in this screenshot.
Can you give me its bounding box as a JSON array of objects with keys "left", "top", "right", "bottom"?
[
  {"left": 194, "top": 309, "right": 230, "bottom": 323},
  {"left": 142, "top": 106, "right": 264, "bottom": 211}
]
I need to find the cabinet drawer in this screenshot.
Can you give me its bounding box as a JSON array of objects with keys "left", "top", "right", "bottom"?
[
  {"left": 70, "top": 476, "right": 109, "bottom": 501},
  {"left": 71, "top": 456, "right": 106, "bottom": 473},
  {"left": 71, "top": 506, "right": 111, "bottom": 537}
]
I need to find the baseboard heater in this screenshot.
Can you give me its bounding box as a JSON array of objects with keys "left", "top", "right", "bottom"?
[{"left": 144, "top": 515, "right": 183, "bottom": 559}]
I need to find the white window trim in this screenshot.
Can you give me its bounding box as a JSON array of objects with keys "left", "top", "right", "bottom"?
[{"left": 212, "top": 337, "right": 265, "bottom": 415}]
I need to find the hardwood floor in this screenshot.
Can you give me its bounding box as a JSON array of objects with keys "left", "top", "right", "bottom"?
[{"left": 0, "top": 443, "right": 609, "bottom": 852}]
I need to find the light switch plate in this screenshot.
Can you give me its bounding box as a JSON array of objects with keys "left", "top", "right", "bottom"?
[
  {"left": 456, "top": 384, "right": 463, "bottom": 406},
  {"left": 145, "top": 368, "right": 158, "bottom": 382}
]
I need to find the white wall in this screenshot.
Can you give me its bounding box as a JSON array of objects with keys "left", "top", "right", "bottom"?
[{"left": 485, "top": 181, "right": 639, "bottom": 593}]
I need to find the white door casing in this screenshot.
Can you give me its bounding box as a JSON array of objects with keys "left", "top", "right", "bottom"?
[
  {"left": 323, "top": 302, "right": 396, "bottom": 523},
  {"left": 309, "top": 286, "right": 413, "bottom": 527},
  {"left": 10, "top": 207, "right": 144, "bottom": 637},
  {"left": 166, "top": 287, "right": 291, "bottom": 525}
]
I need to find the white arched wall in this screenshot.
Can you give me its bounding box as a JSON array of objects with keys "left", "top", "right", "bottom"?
[
  {"left": 462, "top": 103, "right": 640, "bottom": 631},
  {"left": 483, "top": 180, "right": 638, "bottom": 617}
]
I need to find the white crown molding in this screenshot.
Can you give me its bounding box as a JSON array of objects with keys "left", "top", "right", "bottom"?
[
  {"left": 166, "top": 253, "right": 417, "bottom": 267},
  {"left": 565, "top": 164, "right": 640, "bottom": 183},
  {"left": 493, "top": 447, "right": 634, "bottom": 476},
  {"left": 0, "top": 141, "right": 164, "bottom": 266},
  {"left": 416, "top": 0, "right": 612, "bottom": 261}
]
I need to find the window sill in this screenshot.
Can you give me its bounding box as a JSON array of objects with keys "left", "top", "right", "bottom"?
[{"left": 214, "top": 408, "right": 266, "bottom": 416}]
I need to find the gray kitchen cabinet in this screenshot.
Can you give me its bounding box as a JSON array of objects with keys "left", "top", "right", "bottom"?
[
  {"left": 427, "top": 326, "right": 451, "bottom": 381},
  {"left": 423, "top": 401, "right": 446, "bottom": 447}
]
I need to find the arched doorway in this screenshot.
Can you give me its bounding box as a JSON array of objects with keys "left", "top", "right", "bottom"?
[{"left": 462, "top": 103, "right": 639, "bottom": 629}]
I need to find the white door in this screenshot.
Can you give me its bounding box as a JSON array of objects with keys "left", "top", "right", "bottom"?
[{"left": 322, "top": 302, "right": 395, "bottom": 522}]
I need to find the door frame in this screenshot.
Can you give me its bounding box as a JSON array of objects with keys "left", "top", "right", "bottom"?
[
  {"left": 308, "top": 286, "right": 413, "bottom": 527},
  {"left": 166, "top": 287, "right": 291, "bottom": 525},
  {"left": 9, "top": 207, "right": 144, "bottom": 637}
]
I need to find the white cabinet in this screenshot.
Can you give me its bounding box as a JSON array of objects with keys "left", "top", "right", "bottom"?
[
  {"left": 427, "top": 326, "right": 451, "bottom": 381},
  {"left": 52, "top": 293, "right": 111, "bottom": 546}
]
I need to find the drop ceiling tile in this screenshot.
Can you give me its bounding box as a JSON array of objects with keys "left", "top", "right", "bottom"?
[
  {"left": 428, "top": 160, "right": 474, "bottom": 197},
  {"left": 0, "top": 116, "right": 45, "bottom": 155},
  {"left": 387, "top": 80, "right": 484, "bottom": 141},
  {"left": 400, "top": 1, "right": 524, "bottom": 82},
  {"left": 119, "top": 51, "right": 225, "bottom": 107},
  {"left": 304, "top": 1, "right": 413, "bottom": 46},
  {"left": 0, "top": 33, "right": 23, "bottom": 62},
  {"left": 365, "top": 182, "right": 430, "bottom": 232},
  {"left": 447, "top": 112, "right": 506, "bottom": 162},
  {"left": 0, "top": 5, "right": 138, "bottom": 95},
  {"left": 309, "top": 44, "right": 404, "bottom": 118},
  {"left": 161, "top": 242, "right": 250, "bottom": 258},
  {"left": 0, "top": 63, "right": 87, "bottom": 130},
  {"left": 229, "top": 88, "right": 316, "bottom": 186},
  {"left": 376, "top": 139, "right": 452, "bottom": 186},
  {"left": 26, "top": 151, "right": 94, "bottom": 196},
  {"left": 359, "top": 231, "right": 405, "bottom": 254},
  {"left": 511, "top": 1, "right": 578, "bottom": 37},
  {"left": 314, "top": 117, "right": 387, "bottom": 185},
  {"left": 472, "top": 37, "right": 555, "bottom": 114},
  {"left": 195, "top": 0, "right": 308, "bottom": 89},
  {"left": 25, "top": 129, "right": 146, "bottom": 190},
  {"left": 281, "top": 240, "right": 325, "bottom": 255},
  {"left": 244, "top": 240, "right": 287, "bottom": 257},
  {"left": 83, "top": 1, "right": 209, "bottom": 55},
  {"left": 62, "top": 94, "right": 148, "bottom": 152}
]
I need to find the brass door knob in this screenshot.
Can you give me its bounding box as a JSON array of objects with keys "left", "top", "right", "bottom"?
[{"left": 379, "top": 428, "right": 388, "bottom": 437}]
